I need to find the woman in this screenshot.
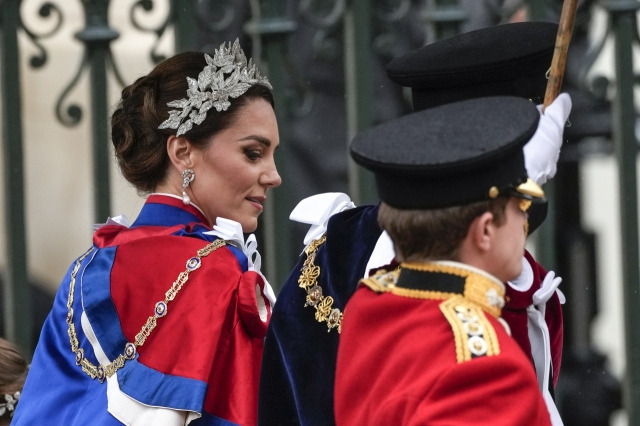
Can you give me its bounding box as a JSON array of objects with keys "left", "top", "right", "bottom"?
[
  {"left": 0, "top": 338, "right": 27, "bottom": 425},
  {"left": 13, "top": 39, "right": 280, "bottom": 426}
]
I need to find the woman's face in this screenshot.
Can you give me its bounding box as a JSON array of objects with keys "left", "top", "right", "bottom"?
[{"left": 188, "top": 98, "right": 281, "bottom": 232}]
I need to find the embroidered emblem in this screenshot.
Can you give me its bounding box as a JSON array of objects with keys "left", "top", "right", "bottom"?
[
  {"left": 298, "top": 234, "right": 343, "bottom": 333},
  {"left": 485, "top": 288, "right": 505, "bottom": 309},
  {"left": 440, "top": 297, "right": 500, "bottom": 363},
  {"left": 361, "top": 269, "right": 399, "bottom": 293},
  {"left": 67, "top": 239, "right": 226, "bottom": 381}
]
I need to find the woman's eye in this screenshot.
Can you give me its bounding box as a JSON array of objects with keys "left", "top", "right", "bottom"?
[{"left": 245, "top": 149, "right": 261, "bottom": 161}]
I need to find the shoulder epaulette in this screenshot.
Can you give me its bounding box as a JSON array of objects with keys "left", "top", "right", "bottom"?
[{"left": 439, "top": 296, "right": 501, "bottom": 363}]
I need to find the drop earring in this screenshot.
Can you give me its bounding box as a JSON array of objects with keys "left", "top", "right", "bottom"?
[{"left": 182, "top": 169, "right": 195, "bottom": 205}]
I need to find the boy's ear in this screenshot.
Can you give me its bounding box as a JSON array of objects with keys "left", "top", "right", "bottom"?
[
  {"left": 166, "top": 135, "right": 194, "bottom": 169},
  {"left": 468, "top": 211, "right": 494, "bottom": 253}
]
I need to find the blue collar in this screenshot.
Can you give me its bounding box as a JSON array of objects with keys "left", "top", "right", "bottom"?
[{"left": 132, "top": 194, "right": 209, "bottom": 228}]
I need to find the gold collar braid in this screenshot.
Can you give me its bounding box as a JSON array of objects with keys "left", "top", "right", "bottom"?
[{"left": 362, "top": 261, "right": 505, "bottom": 318}]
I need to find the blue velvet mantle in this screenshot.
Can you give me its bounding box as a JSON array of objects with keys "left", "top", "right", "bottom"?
[{"left": 258, "top": 204, "right": 382, "bottom": 426}]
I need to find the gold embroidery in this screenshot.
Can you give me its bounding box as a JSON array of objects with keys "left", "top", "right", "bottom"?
[
  {"left": 361, "top": 269, "right": 399, "bottom": 293},
  {"left": 362, "top": 262, "right": 504, "bottom": 363},
  {"left": 363, "top": 263, "right": 505, "bottom": 318},
  {"left": 440, "top": 297, "right": 500, "bottom": 363},
  {"left": 67, "top": 239, "right": 226, "bottom": 382},
  {"left": 298, "top": 234, "right": 343, "bottom": 333}
]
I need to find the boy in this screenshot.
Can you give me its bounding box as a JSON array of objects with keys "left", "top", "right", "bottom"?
[{"left": 335, "top": 95, "right": 553, "bottom": 425}]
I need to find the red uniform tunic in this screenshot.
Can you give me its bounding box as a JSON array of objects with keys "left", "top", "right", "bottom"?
[{"left": 334, "top": 261, "right": 551, "bottom": 426}]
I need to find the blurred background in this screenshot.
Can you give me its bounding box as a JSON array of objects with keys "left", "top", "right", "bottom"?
[{"left": 0, "top": 0, "right": 638, "bottom": 424}]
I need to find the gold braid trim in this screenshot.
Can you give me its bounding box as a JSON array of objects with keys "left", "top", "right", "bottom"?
[
  {"left": 362, "top": 265, "right": 503, "bottom": 363},
  {"left": 363, "top": 268, "right": 459, "bottom": 302},
  {"left": 298, "top": 234, "right": 343, "bottom": 333},
  {"left": 399, "top": 262, "right": 504, "bottom": 318},
  {"left": 440, "top": 296, "right": 500, "bottom": 363},
  {"left": 67, "top": 239, "right": 226, "bottom": 382}
]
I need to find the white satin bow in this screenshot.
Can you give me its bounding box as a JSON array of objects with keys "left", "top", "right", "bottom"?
[
  {"left": 205, "top": 217, "right": 276, "bottom": 306},
  {"left": 289, "top": 192, "right": 356, "bottom": 246},
  {"left": 92, "top": 214, "right": 132, "bottom": 231},
  {"left": 209, "top": 217, "right": 258, "bottom": 264}
]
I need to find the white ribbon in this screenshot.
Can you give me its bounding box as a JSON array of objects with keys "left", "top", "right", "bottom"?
[
  {"left": 243, "top": 234, "right": 261, "bottom": 273},
  {"left": 510, "top": 259, "right": 565, "bottom": 426},
  {"left": 92, "top": 214, "right": 132, "bottom": 231},
  {"left": 205, "top": 217, "right": 276, "bottom": 307},
  {"left": 209, "top": 217, "right": 245, "bottom": 250},
  {"left": 243, "top": 232, "right": 276, "bottom": 313},
  {"left": 289, "top": 193, "right": 356, "bottom": 246}
]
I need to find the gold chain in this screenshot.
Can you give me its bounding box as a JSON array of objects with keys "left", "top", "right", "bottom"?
[
  {"left": 67, "top": 239, "right": 226, "bottom": 382},
  {"left": 297, "top": 234, "right": 343, "bottom": 333}
]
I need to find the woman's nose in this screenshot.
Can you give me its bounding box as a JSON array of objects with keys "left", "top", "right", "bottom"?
[{"left": 261, "top": 161, "right": 282, "bottom": 188}]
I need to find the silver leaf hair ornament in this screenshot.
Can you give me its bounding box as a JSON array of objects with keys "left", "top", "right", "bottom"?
[
  {"left": 0, "top": 391, "right": 20, "bottom": 418},
  {"left": 158, "top": 38, "right": 273, "bottom": 136}
]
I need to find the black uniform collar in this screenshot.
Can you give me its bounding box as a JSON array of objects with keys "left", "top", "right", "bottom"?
[{"left": 362, "top": 261, "right": 506, "bottom": 318}]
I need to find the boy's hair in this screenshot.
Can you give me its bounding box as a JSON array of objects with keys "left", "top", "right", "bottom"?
[{"left": 378, "top": 196, "right": 510, "bottom": 262}]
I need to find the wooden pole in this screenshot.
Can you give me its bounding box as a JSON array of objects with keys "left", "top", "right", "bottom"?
[{"left": 543, "top": 0, "right": 579, "bottom": 109}]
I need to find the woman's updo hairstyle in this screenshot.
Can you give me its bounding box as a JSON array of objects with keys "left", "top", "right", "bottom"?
[
  {"left": 111, "top": 51, "right": 274, "bottom": 194},
  {"left": 0, "top": 338, "right": 28, "bottom": 424}
]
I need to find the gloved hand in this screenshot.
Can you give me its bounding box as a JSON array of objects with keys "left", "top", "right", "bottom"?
[
  {"left": 532, "top": 270, "right": 565, "bottom": 310},
  {"left": 524, "top": 92, "right": 572, "bottom": 185}
]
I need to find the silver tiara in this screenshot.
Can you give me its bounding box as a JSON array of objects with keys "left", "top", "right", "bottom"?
[
  {"left": 158, "top": 38, "right": 272, "bottom": 136},
  {"left": 0, "top": 391, "right": 20, "bottom": 418}
]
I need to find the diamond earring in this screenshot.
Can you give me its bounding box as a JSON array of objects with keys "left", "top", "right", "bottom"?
[{"left": 182, "top": 169, "right": 195, "bottom": 205}]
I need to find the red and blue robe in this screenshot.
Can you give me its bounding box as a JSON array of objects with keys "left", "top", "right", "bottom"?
[{"left": 14, "top": 194, "right": 271, "bottom": 425}]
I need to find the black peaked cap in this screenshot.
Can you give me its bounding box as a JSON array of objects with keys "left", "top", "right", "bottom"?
[
  {"left": 350, "top": 96, "right": 541, "bottom": 209},
  {"left": 386, "top": 21, "right": 558, "bottom": 110}
]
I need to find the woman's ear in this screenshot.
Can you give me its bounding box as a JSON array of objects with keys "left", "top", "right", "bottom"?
[
  {"left": 468, "top": 211, "right": 494, "bottom": 253},
  {"left": 166, "top": 135, "right": 193, "bottom": 169}
]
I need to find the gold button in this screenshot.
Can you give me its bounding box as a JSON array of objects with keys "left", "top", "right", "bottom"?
[{"left": 488, "top": 186, "right": 499, "bottom": 199}]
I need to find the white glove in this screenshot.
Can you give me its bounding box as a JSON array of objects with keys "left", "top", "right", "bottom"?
[
  {"left": 524, "top": 92, "right": 572, "bottom": 185},
  {"left": 532, "top": 270, "right": 565, "bottom": 309}
]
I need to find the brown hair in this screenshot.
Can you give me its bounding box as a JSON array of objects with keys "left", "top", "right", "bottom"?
[
  {"left": 0, "top": 338, "right": 28, "bottom": 423},
  {"left": 378, "top": 197, "right": 509, "bottom": 262},
  {"left": 110, "top": 51, "right": 274, "bottom": 194}
]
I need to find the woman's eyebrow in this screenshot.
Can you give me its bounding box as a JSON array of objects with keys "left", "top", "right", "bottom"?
[{"left": 239, "top": 135, "right": 271, "bottom": 147}]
